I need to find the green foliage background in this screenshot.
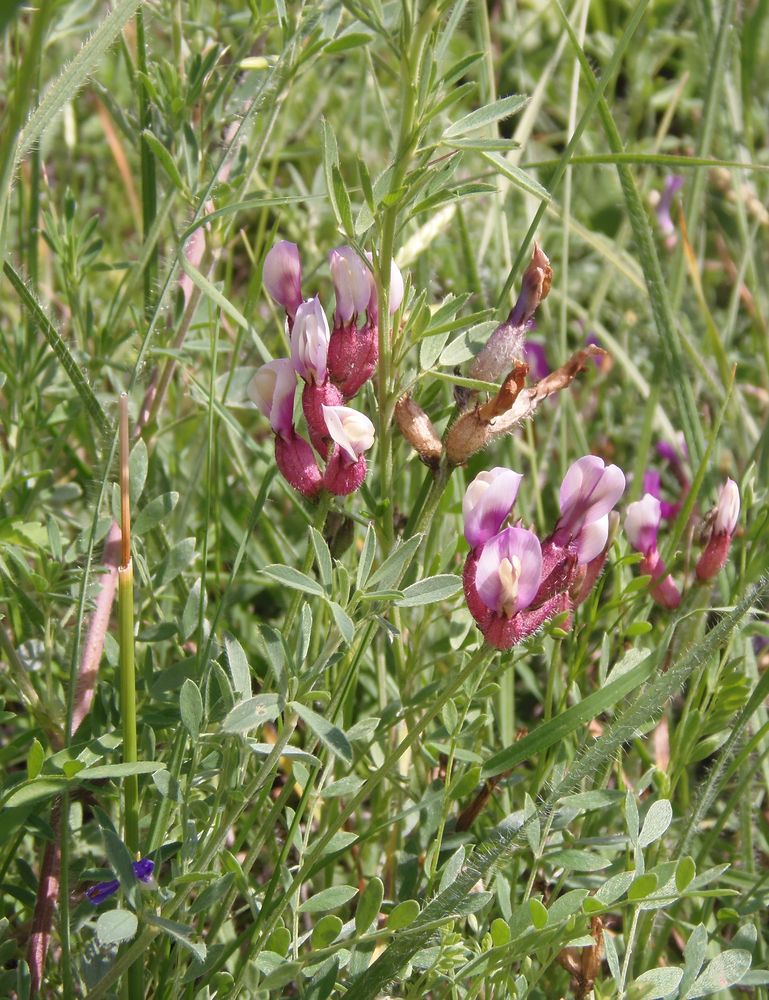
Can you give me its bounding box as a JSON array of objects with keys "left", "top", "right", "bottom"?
[{"left": 1, "top": 1, "right": 768, "bottom": 997}]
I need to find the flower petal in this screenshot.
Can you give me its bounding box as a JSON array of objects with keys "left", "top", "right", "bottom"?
[
  {"left": 475, "top": 526, "right": 542, "bottom": 616},
  {"left": 463, "top": 467, "right": 523, "bottom": 548}
]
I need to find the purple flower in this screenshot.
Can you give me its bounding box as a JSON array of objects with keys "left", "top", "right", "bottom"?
[
  {"left": 625, "top": 493, "right": 681, "bottom": 609},
  {"left": 463, "top": 468, "right": 523, "bottom": 549},
  {"left": 475, "top": 526, "right": 542, "bottom": 618},
  {"left": 554, "top": 456, "right": 626, "bottom": 547},
  {"left": 656, "top": 174, "right": 684, "bottom": 239},
  {"left": 523, "top": 340, "right": 550, "bottom": 381},
  {"left": 86, "top": 858, "right": 155, "bottom": 906},
  {"left": 263, "top": 241, "right": 303, "bottom": 319},
  {"left": 248, "top": 359, "right": 296, "bottom": 439},
  {"left": 291, "top": 298, "right": 331, "bottom": 385},
  {"left": 625, "top": 493, "right": 661, "bottom": 555},
  {"left": 575, "top": 514, "right": 610, "bottom": 564},
  {"left": 656, "top": 434, "right": 687, "bottom": 469}
]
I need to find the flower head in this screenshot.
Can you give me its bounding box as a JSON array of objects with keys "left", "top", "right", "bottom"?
[
  {"left": 263, "top": 241, "right": 302, "bottom": 318},
  {"left": 291, "top": 297, "right": 330, "bottom": 384},
  {"left": 330, "top": 247, "right": 372, "bottom": 325},
  {"left": 475, "top": 526, "right": 542, "bottom": 618},
  {"left": 321, "top": 405, "right": 375, "bottom": 464},
  {"left": 86, "top": 858, "right": 155, "bottom": 905},
  {"left": 463, "top": 468, "right": 523, "bottom": 548},
  {"left": 248, "top": 359, "right": 296, "bottom": 438},
  {"left": 625, "top": 494, "right": 662, "bottom": 555}
]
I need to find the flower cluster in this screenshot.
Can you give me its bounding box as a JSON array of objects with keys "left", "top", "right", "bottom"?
[
  {"left": 250, "top": 241, "right": 403, "bottom": 498},
  {"left": 462, "top": 457, "right": 626, "bottom": 650},
  {"left": 625, "top": 477, "right": 740, "bottom": 608}
]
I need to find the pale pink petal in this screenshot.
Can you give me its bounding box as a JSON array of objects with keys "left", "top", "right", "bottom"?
[{"left": 463, "top": 468, "right": 523, "bottom": 548}]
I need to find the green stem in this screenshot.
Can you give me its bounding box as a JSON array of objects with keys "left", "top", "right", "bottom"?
[
  {"left": 118, "top": 561, "right": 141, "bottom": 998},
  {"left": 119, "top": 567, "right": 139, "bottom": 850},
  {"left": 251, "top": 643, "right": 496, "bottom": 958},
  {"left": 284, "top": 492, "right": 332, "bottom": 635},
  {"left": 136, "top": 8, "right": 157, "bottom": 321}
]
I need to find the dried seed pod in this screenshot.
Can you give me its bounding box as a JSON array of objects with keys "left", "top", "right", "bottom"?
[{"left": 394, "top": 395, "right": 442, "bottom": 467}]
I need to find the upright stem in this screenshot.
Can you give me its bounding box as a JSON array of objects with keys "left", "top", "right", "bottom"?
[
  {"left": 284, "top": 492, "right": 332, "bottom": 635},
  {"left": 136, "top": 9, "right": 157, "bottom": 321},
  {"left": 118, "top": 394, "right": 141, "bottom": 997}
]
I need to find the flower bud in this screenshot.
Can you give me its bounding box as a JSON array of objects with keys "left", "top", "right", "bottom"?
[
  {"left": 263, "top": 241, "right": 302, "bottom": 318},
  {"left": 330, "top": 247, "right": 372, "bottom": 325},
  {"left": 275, "top": 431, "right": 322, "bottom": 498},
  {"left": 395, "top": 395, "right": 442, "bottom": 468},
  {"left": 248, "top": 359, "right": 296, "bottom": 438},
  {"left": 696, "top": 478, "right": 740, "bottom": 581},
  {"left": 714, "top": 478, "right": 740, "bottom": 535},
  {"left": 327, "top": 320, "right": 379, "bottom": 399},
  {"left": 462, "top": 468, "right": 523, "bottom": 549},
  {"left": 469, "top": 244, "right": 551, "bottom": 383},
  {"left": 291, "top": 297, "right": 330, "bottom": 384}
]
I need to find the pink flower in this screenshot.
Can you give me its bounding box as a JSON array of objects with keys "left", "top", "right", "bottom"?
[
  {"left": 696, "top": 479, "right": 740, "bottom": 581},
  {"left": 463, "top": 468, "right": 523, "bottom": 549},
  {"left": 625, "top": 493, "right": 662, "bottom": 555},
  {"left": 249, "top": 359, "right": 322, "bottom": 498},
  {"left": 463, "top": 533, "right": 569, "bottom": 651},
  {"left": 475, "top": 526, "right": 542, "bottom": 618},
  {"left": 330, "top": 247, "right": 372, "bottom": 325},
  {"left": 248, "top": 359, "right": 296, "bottom": 438},
  {"left": 291, "top": 298, "right": 330, "bottom": 385},
  {"left": 625, "top": 493, "right": 681, "bottom": 609},
  {"left": 575, "top": 514, "right": 609, "bottom": 564},
  {"left": 554, "top": 456, "right": 626, "bottom": 548},
  {"left": 321, "top": 405, "right": 376, "bottom": 496},
  {"left": 322, "top": 405, "right": 375, "bottom": 464},
  {"left": 263, "top": 241, "right": 302, "bottom": 319}
]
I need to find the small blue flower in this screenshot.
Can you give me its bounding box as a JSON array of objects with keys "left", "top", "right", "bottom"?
[{"left": 86, "top": 858, "right": 155, "bottom": 905}]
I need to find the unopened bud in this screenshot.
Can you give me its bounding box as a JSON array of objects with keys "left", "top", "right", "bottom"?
[
  {"left": 394, "top": 396, "right": 442, "bottom": 468},
  {"left": 469, "top": 244, "right": 551, "bottom": 383}
]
